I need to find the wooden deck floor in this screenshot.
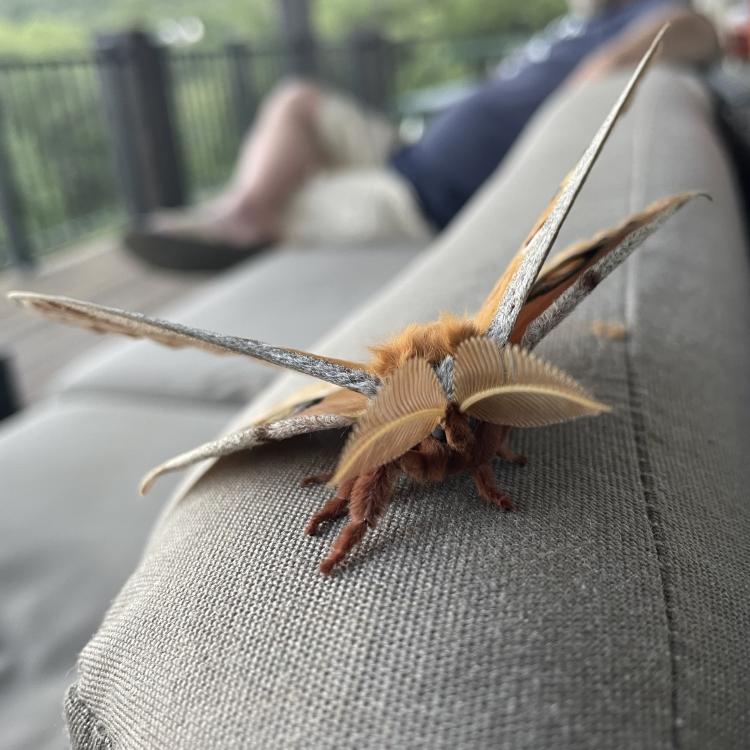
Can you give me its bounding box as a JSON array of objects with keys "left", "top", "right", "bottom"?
[{"left": 0, "top": 235, "right": 210, "bottom": 406}]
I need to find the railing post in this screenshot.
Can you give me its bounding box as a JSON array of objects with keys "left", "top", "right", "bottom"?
[
  {"left": 0, "top": 101, "right": 34, "bottom": 270},
  {"left": 94, "top": 30, "right": 187, "bottom": 226},
  {"left": 278, "top": 0, "right": 318, "bottom": 76},
  {"left": 226, "top": 41, "right": 256, "bottom": 138},
  {"left": 0, "top": 353, "right": 20, "bottom": 420},
  {"left": 347, "top": 28, "right": 394, "bottom": 113}
]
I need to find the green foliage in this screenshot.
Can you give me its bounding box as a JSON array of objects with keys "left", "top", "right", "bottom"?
[
  {"left": 0, "top": 0, "right": 566, "bottom": 55},
  {"left": 0, "top": 18, "right": 86, "bottom": 58},
  {"left": 316, "top": 0, "right": 565, "bottom": 40},
  {"left": 0, "top": 61, "right": 124, "bottom": 263},
  {"left": 0, "top": 0, "right": 278, "bottom": 52}
]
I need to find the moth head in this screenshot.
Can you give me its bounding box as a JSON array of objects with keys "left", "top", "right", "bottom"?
[{"left": 331, "top": 337, "right": 610, "bottom": 486}]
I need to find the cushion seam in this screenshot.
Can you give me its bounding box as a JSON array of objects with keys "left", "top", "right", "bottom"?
[
  {"left": 624, "top": 82, "right": 680, "bottom": 750},
  {"left": 66, "top": 684, "right": 113, "bottom": 750}
]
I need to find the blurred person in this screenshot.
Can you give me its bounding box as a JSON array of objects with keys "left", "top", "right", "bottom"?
[{"left": 127, "top": 0, "right": 719, "bottom": 270}]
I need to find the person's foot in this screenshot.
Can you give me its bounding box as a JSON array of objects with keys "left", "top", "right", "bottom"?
[
  {"left": 124, "top": 204, "right": 277, "bottom": 272},
  {"left": 147, "top": 202, "right": 279, "bottom": 249}
]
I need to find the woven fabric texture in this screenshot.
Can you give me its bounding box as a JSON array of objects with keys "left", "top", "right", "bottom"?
[
  {"left": 66, "top": 70, "right": 750, "bottom": 749},
  {"left": 0, "top": 396, "right": 235, "bottom": 749}
]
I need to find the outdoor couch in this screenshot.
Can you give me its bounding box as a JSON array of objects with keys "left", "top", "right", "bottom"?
[{"left": 1, "top": 67, "right": 748, "bottom": 749}]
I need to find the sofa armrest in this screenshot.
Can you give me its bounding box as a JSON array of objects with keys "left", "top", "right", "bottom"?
[{"left": 66, "top": 69, "right": 750, "bottom": 749}]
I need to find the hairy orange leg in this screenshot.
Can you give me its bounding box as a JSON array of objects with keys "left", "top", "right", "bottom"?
[
  {"left": 301, "top": 471, "right": 334, "bottom": 486},
  {"left": 496, "top": 434, "right": 528, "bottom": 466},
  {"left": 471, "top": 463, "right": 516, "bottom": 511},
  {"left": 310, "top": 419, "right": 524, "bottom": 573},
  {"left": 319, "top": 521, "right": 369, "bottom": 576},
  {"left": 320, "top": 465, "right": 396, "bottom": 575},
  {"left": 497, "top": 443, "right": 527, "bottom": 466},
  {"left": 305, "top": 478, "right": 355, "bottom": 536},
  {"left": 486, "top": 425, "right": 528, "bottom": 466}
]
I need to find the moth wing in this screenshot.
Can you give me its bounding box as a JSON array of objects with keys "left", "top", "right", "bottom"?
[
  {"left": 296, "top": 387, "right": 370, "bottom": 419},
  {"left": 8, "top": 291, "right": 376, "bottom": 392},
  {"left": 453, "top": 337, "right": 609, "bottom": 427},
  {"left": 519, "top": 191, "right": 704, "bottom": 348},
  {"left": 255, "top": 382, "right": 351, "bottom": 423},
  {"left": 510, "top": 191, "right": 702, "bottom": 344},
  {"left": 141, "top": 408, "right": 359, "bottom": 495},
  {"left": 474, "top": 25, "right": 669, "bottom": 342},
  {"left": 331, "top": 357, "right": 448, "bottom": 486}
]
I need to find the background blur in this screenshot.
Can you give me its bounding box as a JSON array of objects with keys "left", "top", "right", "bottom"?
[
  {"left": 0, "top": 0, "right": 741, "bottom": 411},
  {"left": 0, "top": 0, "right": 567, "bottom": 270}
]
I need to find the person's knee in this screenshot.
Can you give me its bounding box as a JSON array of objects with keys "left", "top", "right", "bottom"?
[{"left": 265, "top": 79, "right": 320, "bottom": 119}]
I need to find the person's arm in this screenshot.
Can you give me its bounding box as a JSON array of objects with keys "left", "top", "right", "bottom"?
[{"left": 569, "top": 7, "right": 721, "bottom": 86}]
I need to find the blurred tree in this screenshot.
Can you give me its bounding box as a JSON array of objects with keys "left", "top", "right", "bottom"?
[
  {"left": 315, "top": 0, "right": 566, "bottom": 39},
  {"left": 0, "top": 18, "right": 86, "bottom": 57},
  {"left": 0, "top": 0, "right": 277, "bottom": 54},
  {"left": 0, "top": 0, "right": 566, "bottom": 55}
]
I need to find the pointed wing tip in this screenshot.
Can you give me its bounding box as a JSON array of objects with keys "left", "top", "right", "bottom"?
[
  {"left": 678, "top": 190, "right": 711, "bottom": 202},
  {"left": 654, "top": 21, "right": 672, "bottom": 44},
  {"left": 667, "top": 190, "right": 711, "bottom": 212},
  {"left": 646, "top": 22, "right": 671, "bottom": 59},
  {"left": 139, "top": 470, "right": 160, "bottom": 496},
  {"left": 7, "top": 290, "right": 37, "bottom": 306},
  {"left": 7, "top": 290, "right": 74, "bottom": 310},
  {"left": 595, "top": 401, "right": 613, "bottom": 415}
]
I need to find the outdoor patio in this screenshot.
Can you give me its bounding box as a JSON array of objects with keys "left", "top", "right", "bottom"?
[{"left": 0, "top": 15, "right": 513, "bottom": 414}]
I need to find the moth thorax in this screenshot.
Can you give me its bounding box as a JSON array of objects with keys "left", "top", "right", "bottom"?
[{"left": 431, "top": 413, "right": 480, "bottom": 444}]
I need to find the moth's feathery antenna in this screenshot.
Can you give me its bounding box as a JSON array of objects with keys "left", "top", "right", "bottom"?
[
  {"left": 7, "top": 291, "right": 380, "bottom": 396},
  {"left": 486, "top": 23, "right": 670, "bottom": 346}
]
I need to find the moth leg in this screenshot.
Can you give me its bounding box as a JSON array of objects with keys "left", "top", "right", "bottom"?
[
  {"left": 320, "top": 465, "right": 396, "bottom": 575},
  {"left": 471, "top": 463, "right": 516, "bottom": 511},
  {"left": 399, "top": 436, "right": 451, "bottom": 483},
  {"left": 319, "top": 518, "right": 369, "bottom": 576},
  {"left": 305, "top": 478, "right": 355, "bottom": 536},
  {"left": 490, "top": 425, "right": 527, "bottom": 466},
  {"left": 496, "top": 439, "right": 528, "bottom": 467},
  {"left": 301, "top": 471, "right": 334, "bottom": 487}
]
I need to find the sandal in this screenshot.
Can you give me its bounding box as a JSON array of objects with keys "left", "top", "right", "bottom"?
[{"left": 123, "top": 229, "right": 271, "bottom": 272}]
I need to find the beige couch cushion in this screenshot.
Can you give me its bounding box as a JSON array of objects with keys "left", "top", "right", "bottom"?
[
  {"left": 0, "top": 395, "right": 236, "bottom": 750},
  {"left": 66, "top": 70, "right": 750, "bottom": 749}
]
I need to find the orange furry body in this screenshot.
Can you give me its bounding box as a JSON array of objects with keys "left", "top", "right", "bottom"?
[{"left": 368, "top": 314, "right": 480, "bottom": 378}]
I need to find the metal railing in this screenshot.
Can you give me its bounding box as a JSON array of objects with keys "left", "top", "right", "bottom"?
[
  {"left": 0, "top": 56, "right": 123, "bottom": 268},
  {"left": 0, "top": 31, "right": 519, "bottom": 270}
]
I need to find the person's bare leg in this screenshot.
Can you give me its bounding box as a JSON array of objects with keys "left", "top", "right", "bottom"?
[
  {"left": 152, "top": 80, "right": 330, "bottom": 247},
  {"left": 220, "top": 81, "right": 331, "bottom": 237}
]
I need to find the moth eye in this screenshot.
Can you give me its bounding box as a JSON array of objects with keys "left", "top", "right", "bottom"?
[{"left": 431, "top": 425, "right": 447, "bottom": 443}]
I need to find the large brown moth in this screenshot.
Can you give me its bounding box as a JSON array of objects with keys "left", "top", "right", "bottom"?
[{"left": 9, "top": 27, "right": 704, "bottom": 574}]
